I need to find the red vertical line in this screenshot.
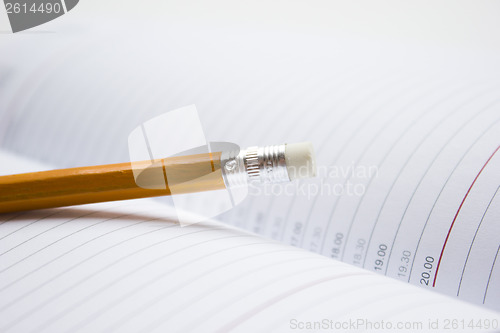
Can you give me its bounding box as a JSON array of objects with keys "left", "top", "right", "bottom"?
[{"left": 433, "top": 145, "right": 500, "bottom": 287}]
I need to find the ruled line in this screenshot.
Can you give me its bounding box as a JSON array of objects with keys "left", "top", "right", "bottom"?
[
  {"left": 264, "top": 280, "right": 431, "bottom": 332},
  {"left": 213, "top": 272, "right": 371, "bottom": 333},
  {"left": 0, "top": 202, "right": 126, "bottom": 257},
  {"left": 0, "top": 209, "right": 144, "bottom": 275},
  {"left": 316, "top": 73, "right": 425, "bottom": 250},
  {"left": 483, "top": 245, "right": 500, "bottom": 304},
  {"left": 32, "top": 235, "right": 260, "bottom": 333},
  {"left": 178, "top": 262, "right": 363, "bottom": 333},
  {"left": 1, "top": 226, "right": 225, "bottom": 331},
  {"left": 408, "top": 115, "right": 500, "bottom": 282},
  {"left": 432, "top": 145, "right": 500, "bottom": 287},
  {"left": 77, "top": 247, "right": 301, "bottom": 333},
  {"left": 0, "top": 212, "right": 165, "bottom": 293},
  {"left": 457, "top": 186, "right": 500, "bottom": 296},
  {"left": 280, "top": 68, "right": 390, "bottom": 242},
  {"left": 237, "top": 67, "right": 360, "bottom": 236},
  {"left": 382, "top": 94, "right": 500, "bottom": 274},
  {"left": 339, "top": 81, "right": 438, "bottom": 260},
  {"left": 0, "top": 210, "right": 62, "bottom": 245},
  {"left": 348, "top": 81, "right": 474, "bottom": 266},
  {"left": 0, "top": 219, "right": 183, "bottom": 314}
]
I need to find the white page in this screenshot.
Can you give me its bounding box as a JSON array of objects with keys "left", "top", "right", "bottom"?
[
  {"left": 1, "top": 151, "right": 499, "bottom": 332},
  {"left": 1, "top": 0, "right": 500, "bottom": 312}
]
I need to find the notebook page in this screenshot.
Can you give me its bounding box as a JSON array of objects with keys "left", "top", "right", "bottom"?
[
  {"left": 1, "top": 2, "right": 500, "bottom": 312},
  {"left": 0, "top": 159, "right": 500, "bottom": 332},
  {"left": 1, "top": 152, "right": 500, "bottom": 333},
  {"left": 240, "top": 78, "right": 500, "bottom": 312}
]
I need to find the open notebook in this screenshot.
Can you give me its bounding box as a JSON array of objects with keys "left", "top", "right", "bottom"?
[
  {"left": 1, "top": 2, "right": 500, "bottom": 331},
  {"left": 1, "top": 150, "right": 500, "bottom": 333}
]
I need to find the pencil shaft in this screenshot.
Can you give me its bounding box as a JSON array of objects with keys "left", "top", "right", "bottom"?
[{"left": 0, "top": 152, "right": 224, "bottom": 214}]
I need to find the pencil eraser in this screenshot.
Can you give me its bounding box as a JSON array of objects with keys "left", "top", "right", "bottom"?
[{"left": 285, "top": 142, "right": 317, "bottom": 180}]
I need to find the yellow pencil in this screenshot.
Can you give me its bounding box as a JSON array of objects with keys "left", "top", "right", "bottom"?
[{"left": 0, "top": 143, "right": 316, "bottom": 214}]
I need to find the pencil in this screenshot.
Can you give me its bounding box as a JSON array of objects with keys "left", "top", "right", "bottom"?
[{"left": 0, "top": 142, "right": 316, "bottom": 214}]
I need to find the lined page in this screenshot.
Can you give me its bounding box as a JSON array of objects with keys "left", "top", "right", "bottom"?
[
  {"left": 1, "top": 199, "right": 500, "bottom": 333},
  {"left": 233, "top": 77, "right": 500, "bottom": 312},
  {"left": 1, "top": 2, "right": 500, "bottom": 312}
]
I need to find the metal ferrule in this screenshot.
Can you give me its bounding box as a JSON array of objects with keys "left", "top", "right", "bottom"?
[{"left": 221, "top": 144, "right": 290, "bottom": 188}]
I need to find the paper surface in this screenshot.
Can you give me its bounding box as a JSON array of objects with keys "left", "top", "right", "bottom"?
[
  {"left": 0, "top": 0, "right": 499, "bottom": 315},
  {"left": 1, "top": 151, "right": 499, "bottom": 332}
]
